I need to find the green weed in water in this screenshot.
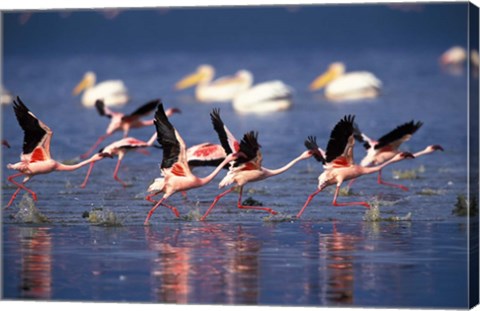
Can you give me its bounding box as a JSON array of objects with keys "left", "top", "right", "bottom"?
[
  {"left": 242, "top": 197, "right": 263, "bottom": 206},
  {"left": 82, "top": 207, "right": 122, "bottom": 226},
  {"left": 392, "top": 165, "right": 426, "bottom": 180},
  {"left": 452, "top": 194, "right": 478, "bottom": 216},
  {"left": 14, "top": 194, "right": 49, "bottom": 223}
]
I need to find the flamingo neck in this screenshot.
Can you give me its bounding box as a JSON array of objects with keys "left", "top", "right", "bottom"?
[
  {"left": 55, "top": 154, "right": 104, "bottom": 172},
  {"left": 198, "top": 155, "right": 234, "bottom": 185},
  {"left": 413, "top": 146, "right": 436, "bottom": 158},
  {"left": 263, "top": 154, "right": 306, "bottom": 177},
  {"left": 359, "top": 154, "right": 406, "bottom": 175},
  {"left": 146, "top": 132, "right": 158, "bottom": 146}
]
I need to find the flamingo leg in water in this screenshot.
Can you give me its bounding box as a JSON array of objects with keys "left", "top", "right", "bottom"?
[
  {"left": 296, "top": 187, "right": 323, "bottom": 218},
  {"left": 332, "top": 185, "right": 371, "bottom": 209},
  {"left": 377, "top": 170, "right": 409, "bottom": 191},
  {"left": 144, "top": 196, "right": 179, "bottom": 225},
  {"left": 200, "top": 187, "right": 235, "bottom": 221},
  {"left": 236, "top": 186, "right": 278, "bottom": 215},
  {"left": 113, "top": 156, "right": 128, "bottom": 187},
  {"left": 80, "top": 133, "right": 110, "bottom": 159},
  {"left": 346, "top": 178, "right": 356, "bottom": 189},
  {"left": 6, "top": 173, "right": 36, "bottom": 205},
  {"left": 80, "top": 161, "right": 96, "bottom": 188}
]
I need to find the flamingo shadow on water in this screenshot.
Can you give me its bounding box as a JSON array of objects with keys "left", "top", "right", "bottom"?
[
  {"left": 200, "top": 109, "right": 313, "bottom": 221},
  {"left": 5, "top": 97, "right": 111, "bottom": 209},
  {"left": 296, "top": 115, "right": 415, "bottom": 219}
]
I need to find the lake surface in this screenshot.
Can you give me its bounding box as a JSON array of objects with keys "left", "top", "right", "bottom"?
[{"left": 1, "top": 3, "right": 476, "bottom": 308}]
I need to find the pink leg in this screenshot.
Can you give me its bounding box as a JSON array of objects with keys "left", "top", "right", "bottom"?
[
  {"left": 144, "top": 196, "right": 179, "bottom": 225},
  {"left": 332, "top": 186, "right": 370, "bottom": 209},
  {"left": 145, "top": 193, "right": 158, "bottom": 203},
  {"left": 6, "top": 173, "right": 37, "bottom": 204},
  {"left": 80, "top": 134, "right": 109, "bottom": 159},
  {"left": 296, "top": 188, "right": 322, "bottom": 218},
  {"left": 377, "top": 169, "right": 409, "bottom": 191},
  {"left": 200, "top": 187, "right": 235, "bottom": 221},
  {"left": 113, "top": 157, "right": 127, "bottom": 187},
  {"left": 5, "top": 187, "right": 22, "bottom": 209},
  {"left": 347, "top": 178, "right": 356, "bottom": 189},
  {"left": 80, "top": 162, "right": 95, "bottom": 188},
  {"left": 236, "top": 186, "right": 278, "bottom": 215}
]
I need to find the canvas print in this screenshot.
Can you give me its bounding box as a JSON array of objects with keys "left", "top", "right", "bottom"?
[{"left": 1, "top": 1, "right": 479, "bottom": 308}]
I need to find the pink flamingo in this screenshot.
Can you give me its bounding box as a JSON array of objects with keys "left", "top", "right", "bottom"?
[
  {"left": 5, "top": 97, "right": 111, "bottom": 208},
  {"left": 80, "top": 132, "right": 158, "bottom": 188},
  {"left": 80, "top": 99, "right": 180, "bottom": 159},
  {"left": 144, "top": 104, "right": 242, "bottom": 225},
  {"left": 296, "top": 115, "right": 415, "bottom": 218},
  {"left": 200, "top": 109, "right": 313, "bottom": 221},
  {"left": 350, "top": 120, "right": 443, "bottom": 191}
]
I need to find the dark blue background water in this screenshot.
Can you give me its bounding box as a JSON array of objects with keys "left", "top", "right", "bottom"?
[{"left": 1, "top": 3, "right": 475, "bottom": 308}]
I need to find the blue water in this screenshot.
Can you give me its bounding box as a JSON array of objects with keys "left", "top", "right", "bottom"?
[{"left": 1, "top": 3, "right": 475, "bottom": 308}]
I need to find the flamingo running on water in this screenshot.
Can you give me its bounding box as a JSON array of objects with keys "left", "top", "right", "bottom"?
[
  {"left": 5, "top": 97, "right": 111, "bottom": 208},
  {"left": 200, "top": 109, "right": 313, "bottom": 221},
  {"left": 80, "top": 132, "right": 158, "bottom": 188},
  {"left": 349, "top": 120, "right": 443, "bottom": 191},
  {"left": 296, "top": 115, "right": 415, "bottom": 218},
  {"left": 80, "top": 99, "right": 180, "bottom": 159},
  {"left": 144, "top": 104, "right": 242, "bottom": 225}
]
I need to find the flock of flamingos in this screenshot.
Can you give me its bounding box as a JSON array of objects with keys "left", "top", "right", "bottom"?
[
  {"left": 4, "top": 46, "right": 469, "bottom": 224},
  {"left": 4, "top": 92, "right": 443, "bottom": 225}
]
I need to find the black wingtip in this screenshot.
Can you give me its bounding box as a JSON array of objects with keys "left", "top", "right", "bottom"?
[
  {"left": 95, "top": 99, "right": 106, "bottom": 116},
  {"left": 304, "top": 135, "right": 325, "bottom": 163}
]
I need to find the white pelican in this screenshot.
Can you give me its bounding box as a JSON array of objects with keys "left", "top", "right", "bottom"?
[
  {"left": 1, "top": 85, "right": 13, "bottom": 105},
  {"left": 175, "top": 64, "right": 252, "bottom": 103},
  {"left": 232, "top": 76, "right": 294, "bottom": 114},
  {"left": 309, "top": 62, "right": 382, "bottom": 101},
  {"left": 439, "top": 46, "right": 466, "bottom": 66},
  {"left": 73, "top": 71, "right": 129, "bottom": 108}
]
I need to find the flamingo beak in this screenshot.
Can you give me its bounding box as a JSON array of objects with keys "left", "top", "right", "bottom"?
[
  {"left": 309, "top": 68, "right": 336, "bottom": 91},
  {"left": 431, "top": 145, "right": 444, "bottom": 151},
  {"left": 175, "top": 71, "right": 204, "bottom": 90},
  {"left": 73, "top": 76, "right": 90, "bottom": 96}
]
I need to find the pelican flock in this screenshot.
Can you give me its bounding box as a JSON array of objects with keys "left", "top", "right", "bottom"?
[{"left": 176, "top": 64, "right": 293, "bottom": 114}]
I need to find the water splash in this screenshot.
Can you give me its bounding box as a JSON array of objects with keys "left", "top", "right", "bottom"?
[
  {"left": 263, "top": 213, "right": 296, "bottom": 223},
  {"left": 14, "top": 193, "right": 49, "bottom": 223},
  {"left": 82, "top": 207, "right": 123, "bottom": 226},
  {"left": 178, "top": 208, "right": 202, "bottom": 221},
  {"left": 363, "top": 204, "right": 412, "bottom": 222}
]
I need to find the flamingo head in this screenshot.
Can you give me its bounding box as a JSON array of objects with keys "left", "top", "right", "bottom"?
[
  {"left": 428, "top": 145, "right": 444, "bottom": 152},
  {"left": 165, "top": 107, "right": 182, "bottom": 117}
]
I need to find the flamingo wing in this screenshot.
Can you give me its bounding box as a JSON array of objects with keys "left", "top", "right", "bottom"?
[
  {"left": 13, "top": 97, "right": 53, "bottom": 161},
  {"left": 304, "top": 136, "right": 326, "bottom": 164},
  {"left": 237, "top": 131, "right": 262, "bottom": 169},
  {"left": 187, "top": 142, "right": 227, "bottom": 167},
  {"left": 352, "top": 122, "right": 375, "bottom": 150},
  {"left": 210, "top": 108, "right": 239, "bottom": 155},
  {"left": 154, "top": 103, "right": 189, "bottom": 175},
  {"left": 325, "top": 115, "right": 356, "bottom": 166},
  {"left": 95, "top": 99, "right": 116, "bottom": 118},
  {"left": 375, "top": 120, "right": 423, "bottom": 150},
  {"left": 123, "top": 99, "right": 159, "bottom": 122}
]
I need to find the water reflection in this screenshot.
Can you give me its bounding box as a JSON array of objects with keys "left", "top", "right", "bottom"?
[
  {"left": 16, "top": 226, "right": 53, "bottom": 299},
  {"left": 145, "top": 224, "right": 261, "bottom": 304}
]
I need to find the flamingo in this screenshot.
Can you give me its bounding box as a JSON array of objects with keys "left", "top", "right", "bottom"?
[
  {"left": 80, "top": 132, "right": 158, "bottom": 188},
  {"left": 79, "top": 99, "right": 180, "bottom": 159},
  {"left": 143, "top": 104, "right": 242, "bottom": 225},
  {"left": 309, "top": 62, "right": 382, "bottom": 101},
  {"left": 350, "top": 120, "right": 443, "bottom": 191},
  {"left": 295, "top": 115, "right": 415, "bottom": 218},
  {"left": 73, "top": 71, "right": 129, "bottom": 107},
  {"left": 200, "top": 109, "right": 313, "bottom": 221},
  {"left": 5, "top": 97, "right": 111, "bottom": 208},
  {"left": 175, "top": 64, "right": 252, "bottom": 102}
]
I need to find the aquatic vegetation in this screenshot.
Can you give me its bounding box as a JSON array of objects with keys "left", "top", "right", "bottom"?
[
  {"left": 452, "top": 194, "right": 478, "bottom": 216},
  {"left": 393, "top": 165, "right": 426, "bottom": 180},
  {"left": 82, "top": 207, "right": 123, "bottom": 226},
  {"left": 263, "top": 213, "right": 296, "bottom": 222},
  {"left": 14, "top": 193, "right": 49, "bottom": 223},
  {"left": 363, "top": 203, "right": 412, "bottom": 222},
  {"left": 417, "top": 188, "right": 445, "bottom": 196},
  {"left": 242, "top": 196, "right": 263, "bottom": 206},
  {"left": 178, "top": 208, "right": 203, "bottom": 221}
]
